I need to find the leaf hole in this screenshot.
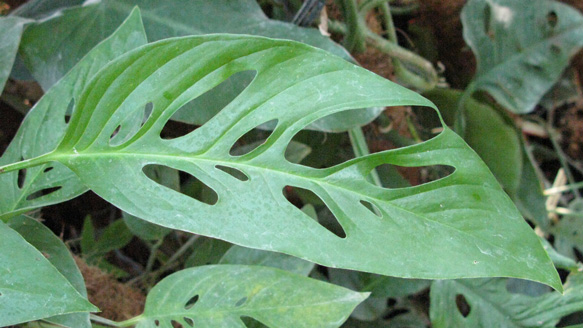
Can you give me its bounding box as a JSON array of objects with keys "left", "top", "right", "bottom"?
[
  {"left": 283, "top": 186, "right": 346, "bottom": 239},
  {"left": 171, "top": 320, "right": 182, "bottom": 328},
  {"left": 383, "top": 308, "right": 409, "bottom": 320},
  {"left": 110, "top": 102, "right": 154, "bottom": 146},
  {"left": 551, "top": 44, "right": 561, "bottom": 55},
  {"left": 26, "top": 186, "right": 62, "bottom": 201},
  {"left": 154, "top": 319, "right": 160, "bottom": 326},
  {"left": 360, "top": 200, "right": 382, "bottom": 217},
  {"left": 455, "top": 294, "right": 471, "bottom": 317},
  {"left": 229, "top": 119, "right": 278, "bottom": 157},
  {"left": 215, "top": 165, "right": 249, "bottom": 182},
  {"left": 64, "top": 98, "right": 75, "bottom": 123},
  {"left": 483, "top": 4, "right": 494, "bottom": 40},
  {"left": 241, "top": 316, "right": 266, "bottom": 327},
  {"left": 370, "top": 164, "right": 455, "bottom": 188},
  {"left": 43, "top": 166, "right": 54, "bottom": 173},
  {"left": 144, "top": 165, "right": 217, "bottom": 206},
  {"left": 286, "top": 130, "right": 354, "bottom": 168},
  {"left": 183, "top": 317, "right": 194, "bottom": 327},
  {"left": 163, "top": 70, "right": 257, "bottom": 139},
  {"left": 185, "top": 294, "right": 199, "bottom": 310},
  {"left": 547, "top": 11, "right": 558, "bottom": 28},
  {"left": 235, "top": 296, "right": 247, "bottom": 307},
  {"left": 17, "top": 168, "right": 26, "bottom": 189}
]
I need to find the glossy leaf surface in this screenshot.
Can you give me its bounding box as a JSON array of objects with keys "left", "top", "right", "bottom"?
[
  {"left": 11, "top": 35, "right": 561, "bottom": 288},
  {"left": 135, "top": 265, "right": 367, "bottom": 328},
  {"left": 0, "top": 220, "right": 96, "bottom": 327},
  {"left": 0, "top": 8, "right": 147, "bottom": 220},
  {"left": 462, "top": 0, "right": 583, "bottom": 113},
  {"left": 430, "top": 274, "right": 583, "bottom": 327}
]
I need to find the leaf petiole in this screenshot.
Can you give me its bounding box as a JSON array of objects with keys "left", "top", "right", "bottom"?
[{"left": 0, "top": 152, "right": 55, "bottom": 174}]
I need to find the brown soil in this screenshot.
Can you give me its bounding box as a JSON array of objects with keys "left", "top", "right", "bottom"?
[{"left": 75, "top": 256, "right": 145, "bottom": 321}]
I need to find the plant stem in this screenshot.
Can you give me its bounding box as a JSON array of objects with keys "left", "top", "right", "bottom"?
[
  {"left": 349, "top": 127, "right": 382, "bottom": 187},
  {"left": 0, "top": 152, "right": 54, "bottom": 174},
  {"left": 547, "top": 127, "right": 581, "bottom": 199},
  {"left": 115, "top": 315, "right": 145, "bottom": 327},
  {"left": 145, "top": 237, "right": 165, "bottom": 274},
  {"left": 90, "top": 314, "right": 123, "bottom": 327},
  {"left": 338, "top": 0, "right": 367, "bottom": 52},
  {"left": 545, "top": 181, "right": 583, "bottom": 195}
]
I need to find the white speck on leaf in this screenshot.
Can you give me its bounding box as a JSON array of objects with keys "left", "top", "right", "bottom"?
[{"left": 491, "top": 2, "right": 514, "bottom": 28}]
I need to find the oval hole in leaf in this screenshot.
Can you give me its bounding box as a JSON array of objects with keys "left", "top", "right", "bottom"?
[
  {"left": 171, "top": 320, "right": 182, "bottom": 327},
  {"left": 110, "top": 102, "right": 154, "bottom": 146},
  {"left": 43, "top": 166, "right": 53, "bottom": 173},
  {"left": 215, "top": 165, "right": 249, "bottom": 182},
  {"left": 64, "top": 98, "right": 75, "bottom": 123},
  {"left": 235, "top": 296, "right": 247, "bottom": 307},
  {"left": 229, "top": 119, "right": 278, "bottom": 156},
  {"left": 17, "top": 168, "right": 26, "bottom": 189},
  {"left": 372, "top": 164, "right": 455, "bottom": 188},
  {"left": 184, "top": 294, "right": 199, "bottom": 310},
  {"left": 455, "top": 294, "right": 471, "bottom": 317},
  {"left": 154, "top": 319, "right": 160, "bottom": 326},
  {"left": 241, "top": 316, "right": 266, "bottom": 327},
  {"left": 283, "top": 186, "right": 346, "bottom": 239},
  {"left": 360, "top": 200, "right": 382, "bottom": 217},
  {"left": 484, "top": 4, "right": 493, "bottom": 40},
  {"left": 183, "top": 317, "right": 194, "bottom": 327},
  {"left": 286, "top": 130, "right": 354, "bottom": 168},
  {"left": 171, "top": 70, "right": 257, "bottom": 126},
  {"left": 547, "top": 11, "right": 558, "bottom": 28},
  {"left": 383, "top": 308, "right": 409, "bottom": 320},
  {"left": 144, "top": 165, "right": 217, "bottom": 205},
  {"left": 26, "top": 186, "right": 62, "bottom": 201}
]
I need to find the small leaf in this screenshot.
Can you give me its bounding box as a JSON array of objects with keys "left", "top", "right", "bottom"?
[
  {"left": 0, "top": 16, "right": 30, "bottom": 93},
  {"left": 0, "top": 7, "right": 147, "bottom": 220},
  {"left": 462, "top": 0, "right": 583, "bottom": 113},
  {"left": 430, "top": 274, "right": 583, "bottom": 327},
  {"left": 134, "top": 265, "right": 368, "bottom": 328},
  {"left": 0, "top": 220, "right": 97, "bottom": 327},
  {"left": 12, "top": 35, "right": 560, "bottom": 288},
  {"left": 8, "top": 215, "right": 91, "bottom": 328}
]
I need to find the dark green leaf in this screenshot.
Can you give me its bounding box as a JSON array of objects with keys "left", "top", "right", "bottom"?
[
  {"left": 0, "top": 220, "right": 97, "bottom": 327},
  {"left": 430, "top": 274, "right": 583, "bottom": 327},
  {"left": 0, "top": 16, "right": 29, "bottom": 93},
  {"left": 7, "top": 215, "right": 91, "bottom": 328},
  {"left": 462, "top": 0, "right": 583, "bottom": 113}
]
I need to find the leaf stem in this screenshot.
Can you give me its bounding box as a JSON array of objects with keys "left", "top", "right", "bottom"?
[
  {"left": 0, "top": 152, "right": 54, "bottom": 174},
  {"left": 90, "top": 314, "right": 124, "bottom": 327},
  {"left": 145, "top": 237, "right": 165, "bottom": 274},
  {"left": 349, "top": 126, "right": 382, "bottom": 187}
]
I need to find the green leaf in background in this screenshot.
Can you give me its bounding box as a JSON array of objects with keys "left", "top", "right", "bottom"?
[
  {"left": 430, "top": 274, "right": 583, "bottom": 328},
  {"left": 3, "top": 35, "right": 561, "bottom": 288},
  {"left": 424, "top": 88, "right": 522, "bottom": 195},
  {"left": 9, "top": 0, "right": 84, "bottom": 19},
  {"left": 462, "top": 0, "right": 583, "bottom": 113},
  {"left": 0, "top": 8, "right": 147, "bottom": 220},
  {"left": 17, "top": 0, "right": 383, "bottom": 131},
  {"left": 220, "top": 245, "right": 315, "bottom": 276},
  {"left": 130, "top": 265, "right": 367, "bottom": 328},
  {"left": 7, "top": 215, "right": 91, "bottom": 328},
  {"left": 0, "top": 16, "right": 29, "bottom": 93},
  {"left": 0, "top": 220, "right": 97, "bottom": 327}
]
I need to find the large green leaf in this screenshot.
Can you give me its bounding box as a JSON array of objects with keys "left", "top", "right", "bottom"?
[
  {"left": 0, "top": 220, "right": 97, "bottom": 327},
  {"left": 0, "top": 16, "right": 29, "bottom": 93},
  {"left": 430, "top": 274, "right": 583, "bottom": 327},
  {"left": 132, "top": 265, "right": 367, "bottom": 327},
  {"left": 7, "top": 215, "right": 91, "bottom": 328},
  {"left": 1, "top": 35, "right": 561, "bottom": 288},
  {"left": 0, "top": 8, "right": 147, "bottom": 220},
  {"left": 17, "top": 0, "right": 382, "bottom": 131},
  {"left": 461, "top": 0, "right": 583, "bottom": 113}
]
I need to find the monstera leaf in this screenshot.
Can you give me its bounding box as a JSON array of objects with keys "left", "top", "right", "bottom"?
[
  {"left": 462, "top": 0, "right": 583, "bottom": 113},
  {"left": 0, "top": 35, "right": 560, "bottom": 289},
  {"left": 0, "top": 8, "right": 147, "bottom": 219},
  {"left": 0, "top": 16, "right": 29, "bottom": 93},
  {"left": 430, "top": 274, "right": 583, "bottom": 327},
  {"left": 130, "top": 265, "right": 367, "bottom": 327}
]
